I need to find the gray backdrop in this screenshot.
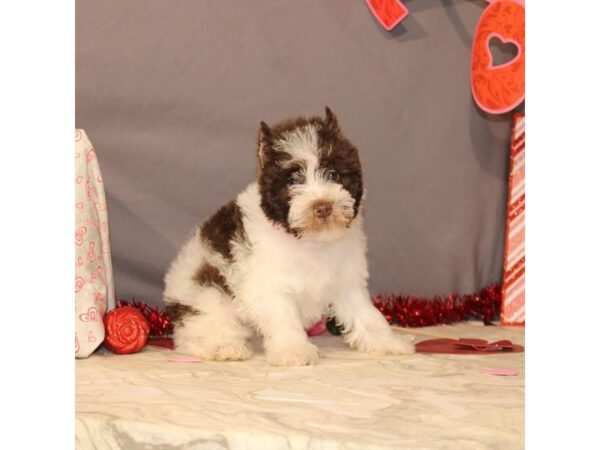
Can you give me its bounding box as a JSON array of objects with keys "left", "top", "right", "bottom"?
[{"left": 76, "top": 0, "right": 513, "bottom": 307}]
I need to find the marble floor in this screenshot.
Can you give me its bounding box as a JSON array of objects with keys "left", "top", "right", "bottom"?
[{"left": 76, "top": 322, "right": 524, "bottom": 450}]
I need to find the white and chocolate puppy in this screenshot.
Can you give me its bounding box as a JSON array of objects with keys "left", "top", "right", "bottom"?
[{"left": 164, "top": 108, "right": 414, "bottom": 366}]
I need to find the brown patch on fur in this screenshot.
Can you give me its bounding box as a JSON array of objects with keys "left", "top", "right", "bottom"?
[
  {"left": 316, "top": 123, "right": 363, "bottom": 217},
  {"left": 193, "top": 262, "right": 233, "bottom": 296},
  {"left": 257, "top": 119, "right": 304, "bottom": 230},
  {"left": 200, "top": 201, "right": 246, "bottom": 261},
  {"left": 164, "top": 300, "right": 200, "bottom": 326}
]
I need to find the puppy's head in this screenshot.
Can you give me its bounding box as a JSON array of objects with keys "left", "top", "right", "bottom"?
[{"left": 257, "top": 107, "right": 363, "bottom": 242}]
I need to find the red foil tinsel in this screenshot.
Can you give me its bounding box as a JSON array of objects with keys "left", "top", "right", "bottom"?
[
  {"left": 117, "top": 299, "right": 173, "bottom": 337},
  {"left": 372, "top": 284, "right": 502, "bottom": 328},
  {"left": 115, "top": 283, "right": 501, "bottom": 346}
]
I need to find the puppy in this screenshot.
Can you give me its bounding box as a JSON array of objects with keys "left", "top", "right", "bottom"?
[{"left": 164, "top": 108, "right": 414, "bottom": 366}]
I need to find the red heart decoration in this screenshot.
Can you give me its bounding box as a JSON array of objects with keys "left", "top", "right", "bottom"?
[
  {"left": 454, "top": 338, "right": 515, "bottom": 352},
  {"left": 365, "top": 0, "right": 409, "bottom": 31},
  {"left": 471, "top": 0, "right": 525, "bottom": 114},
  {"left": 416, "top": 338, "right": 524, "bottom": 354}
]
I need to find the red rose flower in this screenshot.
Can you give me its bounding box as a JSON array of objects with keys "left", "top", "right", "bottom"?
[{"left": 103, "top": 306, "right": 150, "bottom": 354}]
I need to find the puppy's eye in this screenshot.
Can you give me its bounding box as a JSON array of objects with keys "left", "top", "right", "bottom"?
[
  {"left": 326, "top": 170, "right": 339, "bottom": 182},
  {"left": 288, "top": 172, "right": 302, "bottom": 186}
]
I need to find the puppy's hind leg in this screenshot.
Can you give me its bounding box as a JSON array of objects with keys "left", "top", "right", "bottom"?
[{"left": 168, "top": 288, "right": 253, "bottom": 361}]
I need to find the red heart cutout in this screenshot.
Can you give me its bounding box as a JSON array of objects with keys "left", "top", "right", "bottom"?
[
  {"left": 416, "top": 338, "right": 524, "bottom": 354},
  {"left": 455, "top": 338, "right": 516, "bottom": 351},
  {"left": 365, "top": 0, "right": 409, "bottom": 31},
  {"left": 488, "top": 35, "right": 519, "bottom": 68},
  {"left": 456, "top": 339, "right": 488, "bottom": 346}
]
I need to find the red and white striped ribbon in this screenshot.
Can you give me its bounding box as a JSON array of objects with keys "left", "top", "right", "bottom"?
[{"left": 501, "top": 113, "right": 525, "bottom": 325}]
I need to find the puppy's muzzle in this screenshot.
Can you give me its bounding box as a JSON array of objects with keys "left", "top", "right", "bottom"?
[{"left": 313, "top": 200, "right": 333, "bottom": 220}]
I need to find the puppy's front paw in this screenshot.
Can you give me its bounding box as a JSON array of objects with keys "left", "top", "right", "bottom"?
[
  {"left": 266, "top": 341, "right": 319, "bottom": 367},
  {"left": 377, "top": 334, "right": 416, "bottom": 355},
  {"left": 213, "top": 341, "right": 253, "bottom": 361},
  {"left": 353, "top": 333, "right": 415, "bottom": 355}
]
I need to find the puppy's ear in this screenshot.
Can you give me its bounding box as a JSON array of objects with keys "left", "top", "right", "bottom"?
[
  {"left": 324, "top": 106, "right": 340, "bottom": 134},
  {"left": 257, "top": 121, "right": 273, "bottom": 169}
]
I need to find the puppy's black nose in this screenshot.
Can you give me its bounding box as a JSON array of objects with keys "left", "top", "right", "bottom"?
[{"left": 313, "top": 201, "right": 333, "bottom": 219}]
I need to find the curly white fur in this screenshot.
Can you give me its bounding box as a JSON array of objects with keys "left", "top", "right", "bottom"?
[
  {"left": 164, "top": 182, "right": 414, "bottom": 366},
  {"left": 164, "top": 115, "right": 414, "bottom": 366}
]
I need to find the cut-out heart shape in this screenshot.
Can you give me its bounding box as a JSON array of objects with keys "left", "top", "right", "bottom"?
[
  {"left": 415, "top": 338, "right": 524, "bottom": 354},
  {"left": 454, "top": 338, "right": 515, "bottom": 351},
  {"left": 365, "top": 0, "right": 409, "bottom": 31},
  {"left": 488, "top": 36, "right": 519, "bottom": 68}
]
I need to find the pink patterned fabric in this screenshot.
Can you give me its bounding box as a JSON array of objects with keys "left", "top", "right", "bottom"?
[{"left": 75, "top": 129, "right": 115, "bottom": 358}]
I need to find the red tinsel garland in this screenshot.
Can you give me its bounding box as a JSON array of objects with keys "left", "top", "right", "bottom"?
[
  {"left": 117, "top": 284, "right": 502, "bottom": 337},
  {"left": 116, "top": 283, "right": 502, "bottom": 344},
  {"left": 116, "top": 299, "right": 173, "bottom": 337},
  {"left": 371, "top": 283, "right": 502, "bottom": 328},
  {"left": 107, "top": 284, "right": 502, "bottom": 353}
]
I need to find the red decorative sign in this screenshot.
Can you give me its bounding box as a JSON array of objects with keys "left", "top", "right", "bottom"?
[
  {"left": 471, "top": 0, "right": 525, "bottom": 114},
  {"left": 365, "top": 0, "right": 409, "bottom": 31}
]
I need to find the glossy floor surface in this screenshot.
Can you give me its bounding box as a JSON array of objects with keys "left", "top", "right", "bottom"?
[{"left": 76, "top": 323, "right": 524, "bottom": 449}]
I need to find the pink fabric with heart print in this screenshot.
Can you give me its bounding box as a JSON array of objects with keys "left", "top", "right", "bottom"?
[{"left": 75, "top": 129, "right": 115, "bottom": 358}]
